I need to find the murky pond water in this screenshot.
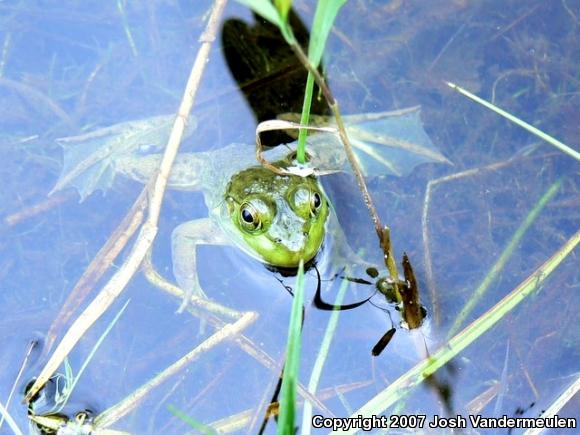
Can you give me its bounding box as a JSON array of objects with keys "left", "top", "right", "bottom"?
[{"left": 1, "top": 1, "right": 578, "bottom": 434}]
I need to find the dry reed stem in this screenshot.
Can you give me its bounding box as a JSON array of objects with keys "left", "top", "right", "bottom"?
[
  {"left": 93, "top": 311, "right": 257, "bottom": 428},
  {"left": 44, "top": 188, "right": 148, "bottom": 353},
  {"left": 142, "top": 253, "right": 335, "bottom": 418},
  {"left": 24, "top": 0, "right": 229, "bottom": 402}
]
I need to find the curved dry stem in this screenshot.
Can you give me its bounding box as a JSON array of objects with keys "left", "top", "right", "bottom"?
[
  {"left": 255, "top": 119, "right": 336, "bottom": 177},
  {"left": 44, "top": 188, "right": 148, "bottom": 354}
]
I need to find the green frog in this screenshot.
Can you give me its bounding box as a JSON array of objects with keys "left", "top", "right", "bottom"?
[
  {"left": 53, "top": 108, "right": 448, "bottom": 311},
  {"left": 115, "top": 140, "right": 357, "bottom": 311}
]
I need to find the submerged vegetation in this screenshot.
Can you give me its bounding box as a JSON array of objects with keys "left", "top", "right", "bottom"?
[{"left": 0, "top": 0, "right": 578, "bottom": 433}]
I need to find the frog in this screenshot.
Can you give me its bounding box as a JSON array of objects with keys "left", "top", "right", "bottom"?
[
  {"left": 114, "top": 139, "right": 360, "bottom": 311},
  {"left": 52, "top": 107, "right": 449, "bottom": 312}
]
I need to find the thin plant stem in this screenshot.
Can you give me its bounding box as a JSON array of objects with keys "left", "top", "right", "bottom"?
[
  {"left": 523, "top": 376, "right": 580, "bottom": 435},
  {"left": 0, "top": 341, "right": 36, "bottom": 431},
  {"left": 55, "top": 300, "right": 131, "bottom": 413},
  {"left": 447, "top": 82, "right": 580, "bottom": 161},
  {"left": 296, "top": 71, "right": 315, "bottom": 163},
  {"left": 448, "top": 178, "right": 563, "bottom": 337},
  {"left": 45, "top": 188, "right": 147, "bottom": 354},
  {"left": 94, "top": 312, "right": 257, "bottom": 428},
  {"left": 289, "top": 42, "right": 402, "bottom": 301},
  {"left": 0, "top": 400, "right": 23, "bottom": 435},
  {"left": 336, "top": 229, "right": 580, "bottom": 433},
  {"left": 25, "top": 0, "right": 229, "bottom": 403}
]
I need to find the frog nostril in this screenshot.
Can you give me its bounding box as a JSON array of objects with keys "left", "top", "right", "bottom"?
[
  {"left": 275, "top": 238, "right": 282, "bottom": 243},
  {"left": 303, "top": 232, "right": 308, "bottom": 238}
]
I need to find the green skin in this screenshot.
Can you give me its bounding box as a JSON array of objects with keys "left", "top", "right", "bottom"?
[
  {"left": 224, "top": 164, "right": 328, "bottom": 267},
  {"left": 116, "top": 142, "right": 357, "bottom": 310}
]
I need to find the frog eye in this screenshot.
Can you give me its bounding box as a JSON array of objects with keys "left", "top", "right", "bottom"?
[
  {"left": 308, "top": 191, "right": 324, "bottom": 217},
  {"left": 311, "top": 192, "right": 322, "bottom": 212},
  {"left": 239, "top": 203, "right": 261, "bottom": 232},
  {"left": 292, "top": 187, "right": 324, "bottom": 218}
]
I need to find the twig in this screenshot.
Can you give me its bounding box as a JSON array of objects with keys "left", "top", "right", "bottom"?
[
  {"left": 44, "top": 188, "right": 147, "bottom": 354},
  {"left": 24, "top": 0, "right": 229, "bottom": 403},
  {"left": 4, "top": 190, "right": 76, "bottom": 228},
  {"left": 94, "top": 312, "right": 258, "bottom": 428},
  {"left": 289, "top": 43, "right": 402, "bottom": 300}
]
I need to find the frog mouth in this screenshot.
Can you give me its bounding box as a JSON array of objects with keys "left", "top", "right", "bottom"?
[{"left": 264, "top": 255, "right": 319, "bottom": 276}]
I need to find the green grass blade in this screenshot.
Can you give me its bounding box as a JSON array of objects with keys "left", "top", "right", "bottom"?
[
  {"left": 297, "top": 0, "right": 348, "bottom": 162},
  {"left": 278, "top": 259, "right": 305, "bottom": 435},
  {"left": 447, "top": 82, "right": 580, "bottom": 162},
  {"left": 167, "top": 404, "right": 217, "bottom": 435},
  {"left": 55, "top": 299, "right": 131, "bottom": 413},
  {"left": 308, "top": 0, "right": 348, "bottom": 68},
  {"left": 335, "top": 229, "right": 580, "bottom": 434},
  {"left": 274, "top": 0, "right": 292, "bottom": 22},
  {"left": 448, "top": 178, "right": 563, "bottom": 336},
  {"left": 301, "top": 277, "right": 349, "bottom": 435},
  {"left": 235, "top": 0, "right": 296, "bottom": 44},
  {"left": 296, "top": 72, "right": 315, "bottom": 163}
]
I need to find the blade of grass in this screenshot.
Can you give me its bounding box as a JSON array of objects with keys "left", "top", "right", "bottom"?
[
  {"left": 523, "top": 375, "right": 580, "bottom": 435},
  {"left": 447, "top": 82, "right": 580, "bottom": 162},
  {"left": 335, "top": 229, "right": 580, "bottom": 434},
  {"left": 296, "top": 0, "right": 348, "bottom": 163},
  {"left": 54, "top": 299, "right": 131, "bottom": 413},
  {"left": 448, "top": 178, "right": 563, "bottom": 337},
  {"left": 0, "top": 341, "right": 36, "bottom": 431},
  {"left": 301, "top": 277, "right": 350, "bottom": 435},
  {"left": 278, "top": 260, "right": 305, "bottom": 435},
  {"left": 296, "top": 71, "right": 315, "bottom": 163},
  {"left": 167, "top": 404, "right": 217, "bottom": 435}
]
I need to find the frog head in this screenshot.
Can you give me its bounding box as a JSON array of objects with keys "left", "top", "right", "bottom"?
[{"left": 224, "top": 165, "right": 329, "bottom": 268}]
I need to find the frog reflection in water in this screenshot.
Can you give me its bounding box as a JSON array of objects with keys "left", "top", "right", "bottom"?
[{"left": 55, "top": 108, "right": 448, "bottom": 310}]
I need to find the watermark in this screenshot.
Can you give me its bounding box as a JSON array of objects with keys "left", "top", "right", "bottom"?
[{"left": 311, "top": 414, "right": 577, "bottom": 431}]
